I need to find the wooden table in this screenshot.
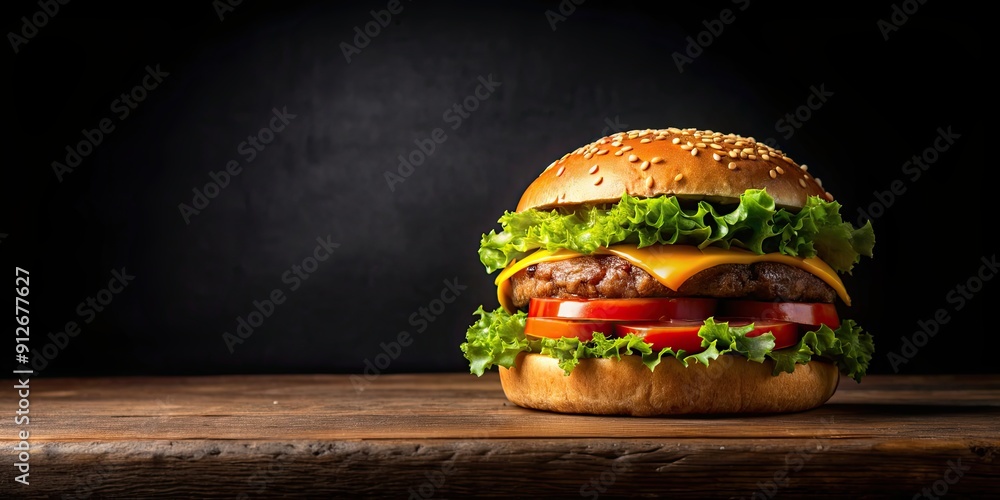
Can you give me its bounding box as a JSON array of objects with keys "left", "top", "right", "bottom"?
[{"left": 1, "top": 373, "right": 998, "bottom": 498}]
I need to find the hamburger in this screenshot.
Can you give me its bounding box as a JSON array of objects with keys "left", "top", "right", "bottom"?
[{"left": 461, "top": 127, "right": 875, "bottom": 416}]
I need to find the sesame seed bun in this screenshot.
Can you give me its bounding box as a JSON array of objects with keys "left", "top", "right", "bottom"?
[
  {"left": 517, "top": 127, "right": 831, "bottom": 212},
  {"left": 499, "top": 353, "right": 839, "bottom": 416}
]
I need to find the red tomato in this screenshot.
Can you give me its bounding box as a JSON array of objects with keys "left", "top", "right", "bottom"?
[
  {"left": 528, "top": 297, "right": 717, "bottom": 321},
  {"left": 716, "top": 318, "right": 800, "bottom": 350},
  {"left": 719, "top": 301, "right": 840, "bottom": 328},
  {"left": 614, "top": 319, "right": 705, "bottom": 353},
  {"left": 614, "top": 318, "right": 799, "bottom": 354},
  {"left": 524, "top": 317, "right": 614, "bottom": 342}
]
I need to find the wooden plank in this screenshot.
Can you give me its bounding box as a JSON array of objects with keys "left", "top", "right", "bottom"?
[
  {"left": 8, "top": 438, "right": 1000, "bottom": 498},
  {"left": 1, "top": 374, "right": 998, "bottom": 498},
  {"left": 5, "top": 374, "right": 999, "bottom": 441}
]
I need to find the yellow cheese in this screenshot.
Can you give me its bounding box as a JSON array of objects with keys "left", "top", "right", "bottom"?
[{"left": 495, "top": 244, "right": 850, "bottom": 312}]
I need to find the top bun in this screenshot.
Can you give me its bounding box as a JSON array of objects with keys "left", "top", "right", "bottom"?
[{"left": 517, "top": 127, "right": 831, "bottom": 212}]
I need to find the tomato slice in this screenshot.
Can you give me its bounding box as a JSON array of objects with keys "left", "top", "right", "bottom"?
[
  {"left": 528, "top": 297, "right": 717, "bottom": 321},
  {"left": 614, "top": 319, "right": 706, "bottom": 353},
  {"left": 719, "top": 301, "right": 840, "bottom": 328},
  {"left": 716, "top": 318, "right": 800, "bottom": 350},
  {"left": 524, "top": 317, "right": 614, "bottom": 342},
  {"left": 614, "top": 318, "right": 799, "bottom": 354}
]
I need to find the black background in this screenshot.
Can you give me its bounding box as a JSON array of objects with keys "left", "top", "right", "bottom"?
[{"left": 4, "top": 1, "right": 992, "bottom": 377}]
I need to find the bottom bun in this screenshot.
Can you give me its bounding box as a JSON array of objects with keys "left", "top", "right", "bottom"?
[{"left": 499, "top": 353, "right": 839, "bottom": 416}]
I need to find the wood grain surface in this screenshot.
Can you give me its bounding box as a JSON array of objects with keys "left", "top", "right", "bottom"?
[{"left": 1, "top": 373, "right": 998, "bottom": 498}]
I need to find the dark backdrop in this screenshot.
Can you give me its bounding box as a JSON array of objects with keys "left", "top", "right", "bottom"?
[{"left": 4, "top": 1, "right": 991, "bottom": 377}]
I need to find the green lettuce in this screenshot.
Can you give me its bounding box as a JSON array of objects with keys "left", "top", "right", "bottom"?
[
  {"left": 768, "top": 320, "right": 874, "bottom": 382},
  {"left": 460, "top": 308, "right": 875, "bottom": 381},
  {"left": 478, "top": 189, "right": 874, "bottom": 274},
  {"left": 460, "top": 306, "right": 530, "bottom": 376}
]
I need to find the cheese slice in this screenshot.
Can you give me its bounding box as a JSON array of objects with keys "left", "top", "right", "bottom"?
[{"left": 495, "top": 244, "right": 850, "bottom": 312}]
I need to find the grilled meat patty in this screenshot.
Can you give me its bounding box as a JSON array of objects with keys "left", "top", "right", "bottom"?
[{"left": 509, "top": 255, "right": 835, "bottom": 308}]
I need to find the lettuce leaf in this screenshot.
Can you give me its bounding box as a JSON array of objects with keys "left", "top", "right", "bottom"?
[
  {"left": 460, "top": 306, "right": 530, "bottom": 376},
  {"left": 460, "top": 308, "right": 875, "bottom": 380},
  {"left": 478, "top": 189, "right": 875, "bottom": 274},
  {"left": 767, "top": 320, "right": 874, "bottom": 382}
]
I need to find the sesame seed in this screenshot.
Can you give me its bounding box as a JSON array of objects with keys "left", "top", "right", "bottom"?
[
  {"left": 724, "top": 139, "right": 735, "bottom": 144},
  {"left": 645, "top": 176, "right": 654, "bottom": 188},
  {"left": 589, "top": 165, "right": 599, "bottom": 174},
  {"left": 628, "top": 154, "right": 639, "bottom": 162},
  {"left": 612, "top": 141, "right": 622, "bottom": 147},
  {"left": 621, "top": 145, "right": 633, "bottom": 152},
  {"left": 712, "top": 153, "right": 722, "bottom": 161},
  {"left": 655, "top": 135, "right": 666, "bottom": 140},
  {"left": 651, "top": 156, "right": 664, "bottom": 164},
  {"left": 546, "top": 161, "right": 557, "bottom": 170},
  {"left": 799, "top": 178, "right": 807, "bottom": 188},
  {"left": 680, "top": 144, "right": 693, "bottom": 151},
  {"left": 825, "top": 191, "right": 833, "bottom": 200},
  {"left": 596, "top": 149, "right": 608, "bottom": 155},
  {"left": 729, "top": 150, "right": 738, "bottom": 158},
  {"left": 781, "top": 156, "right": 795, "bottom": 163},
  {"left": 800, "top": 164, "right": 809, "bottom": 171},
  {"left": 740, "top": 152, "right": 748, "bottom": 159},
  {"left": 769, "top": 169, "right": 776, "bottom": 179},
  {"left": 590, "top": 147, "right": 599, "bottom": 154},
  {"left": 815, "top": 177, "right": 823, "bottom": 187},
  {"left": 690, "top": 148, "right": 699, "bottom": 156},
  {"left": 775, "top": 166, "right": 784, "bottom": 175},
  {"left": 640, "top": 138, "right": 652, "bottom": 144},
  {"left": 749, "top": 154, "right": 757, "bottom": 160},
  {"left": 710, "top": 143, "right": 723, "bottom": 149},
  {"left": 638, "top": 130, "right": 650, "bottom": 137},
  {"left": 584, "top": 153, "right": 593, "bottom": 159},
  {"left": 640, "top": 160, "right": 650, "bottom": 170},
  {"left": 728, "top": 162, "right": 737, "bottom": 170},
  {"left": 594, "top": 176, "right": 603, "bottom": 185},
  {"left": 556, "top": 166, "right": 565, "bottom": 176},
  {"left": 761, "top": 154, "right": 770, "bottom": 161},
  {"left": 671, "top": 138, "right": 681, "bottom": 144},
  {"left": 742, "top": 148, "right": 754, "bottom": 153},
  {"left": 615, "top": 151, "right": 624, "bottom": 156},
  {"left": 674, "top": 173, "right": 684, "bottom": 181},
  {"left": 696, "top": 142, "right": 707, "bottom": 148},
  {"left": 803, "top": 173, "right": 812, "bottom": 180}
]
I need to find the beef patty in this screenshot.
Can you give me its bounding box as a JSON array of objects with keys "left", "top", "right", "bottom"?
[{"left": 509, "top": 255, "right": 835, "bottom": 308}]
